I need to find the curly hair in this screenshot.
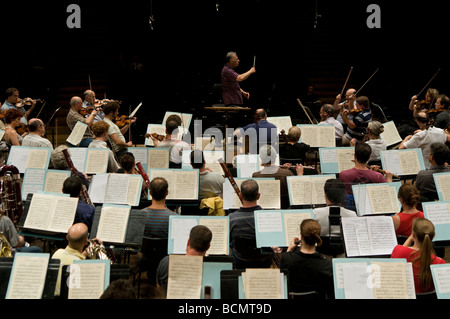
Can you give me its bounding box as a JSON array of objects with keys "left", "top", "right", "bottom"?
[{"left": 4, "top": 108, "right": 23, "bottom": 124}]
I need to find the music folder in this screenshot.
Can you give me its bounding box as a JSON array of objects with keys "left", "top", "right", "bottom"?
[{"left": 90, "top": 205, "right": 146, "bottom": 247}]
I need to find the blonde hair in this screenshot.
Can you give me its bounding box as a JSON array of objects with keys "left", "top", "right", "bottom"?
[
  {"left": 91, "top": 121, "right": 110, "bottom": 137},
  {"left": 368, "top": 121, "right": 384, "bottom": 136}
]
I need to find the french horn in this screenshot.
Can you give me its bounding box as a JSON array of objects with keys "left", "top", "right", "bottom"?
[{"left": 0, "top": 231, "right": 12, "bottom": 258}]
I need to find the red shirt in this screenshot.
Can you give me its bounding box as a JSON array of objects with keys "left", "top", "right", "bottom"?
[
  {"left": 395, "top": 211, "right": 425, "bottom": 237},
  {"left": 339, "top": 167, "right": 387, "bottom": 195},
  {"left": 391, "top": 245, "right": 445, "bottom": 293},
  {"left": 221, "top": 64, "right": 243, "bottom": 106}
]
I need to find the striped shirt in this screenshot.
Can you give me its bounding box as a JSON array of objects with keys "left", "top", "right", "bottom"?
[
  {"left": 142, "top": 207, "right": 177, "bottom": 238},
  {"left": 345, "top": 108, "right": 372, "bottom": 141}
]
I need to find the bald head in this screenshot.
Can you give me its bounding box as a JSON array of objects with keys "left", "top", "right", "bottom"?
[
  {"left": 67, "top": 223, "right": 89, "bottom": 251},
  {"left": 83, "top": 90, "right": 96, "bottom": 104},
  {"left": 28, "top": 118, "right": 45, "bottom": 135},
  {"left": 70, "top": 96, "right": 83, "bottom": 110}
]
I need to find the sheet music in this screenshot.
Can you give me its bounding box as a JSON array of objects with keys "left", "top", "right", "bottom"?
[
  {"left": 342, "top": 263, "right": 374, "bottom": 299},
  {"left": 128, "top": 147, "right": 148, "bottom": 165},
  {"left": 287, "top": 176, "right": 332, "bottom": 205},
  {"left": 299, "top": 125, "right": 335, "bottom": 147},
  {"left": 243, "top": 268, "right": 281, "bottom": 299},
  {"left": 22, "top": 168, "right": 46, "bottom": 200},
  {"left": 434, "top": 173, "right": 450, "bottom": 201},
  {"left": 367, "top": 185, "right": 400, "bottom": 214},
  {"left": 398, "top": 150, "right": 420, "bottom": 175},
  {"left": 68, "top": 262, "right": 106, "bottom": 299},
  {"left": 371, "top": 262, "right": 409, "bottom": 299},
  {"left": 199, "top": 217, "right": 228, "bottom": 255},
  {"left": 380, "top": 121, "right": 402, "bottom": 146},
  {"left": 66, "top": 121, "right": 88, "bottom": 146},
  {"left": 423, "top": 202, "right": 450, "bottom": 225},
  {"left": 84, "top": 149, "right": 108, "bottom": 174},
  {"left": 68, "top": 147, "right": 87, "bottom": 172},
  {"left": 232, "top": 179, "right": 280, "bottom": 209},
  {"left": 44, "top": 170, "right": 71, "bottom": 194},
  {"left": 150, "top": 169, "right": 198, "bottom": 200},
  {"left": 163, "top": 111, "right": 192, "bottom": 130},
  {"left": 125, "top": 175, "right": 142, "bottom": 206},
  {"left": 167, "top": 255, "right": 203, "bottom": 299},
  {"left": 6, "top": 253, "right": 49, "bottom": 299},
  {"left": 337, "top": 148, "right": 355, "bottom": 172},
  {"left": 236, "top": 154, "right": 259, "bottom": 178},
  {"left": 24, "top": 193, "right": 78, "bottom": 233},
  {"left": 26, "top": 148, "right": 50, "bottom": 169},
  {"left": 148, "top": 148, "right": 169, "bottom": 169},
  {"left": 171, "top": 217, "right": 198, "bottom": 254},
  {"left": 283, "top": 212, "right": 311, "bottom": 245},
  {"left": 96, "top": 205, "right": 130, "bottom": 243},
  {"left": 7, "top": 146, "right": 29, "bottom": 172},
  {"left": 88, "top": 174, "right": 108, "bottom": 203},
  {"left": 267, "top": 116, "right": 292, "bottom": 135},
  {"left": 432, "top": 265, "right": 450, "bottom": 294},
  {"left": 256, "top": 211, "right": 283, "bottom": 233}
]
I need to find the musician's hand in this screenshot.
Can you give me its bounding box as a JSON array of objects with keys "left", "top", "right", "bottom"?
[
  {"left": 335, "top": 94, "right": 341, "bottom": 101},
  {"left": 295, "top": 163, "right": 304, "bottom": 176},
  {"left": 403, "top": 135, "right": 413, "bottom": 142},
  {"left": 130, "top": 117, "right": 137, "bottom": 124},
  {"left": 126, "top": 141, "right": 133, "bottom": 147},
  {"left": 411, "top": 95, "right": 418, "bottom": 101},
  {"left": 271, "top": 246, "right": 283, "bottom": 254},
  {"left": 350, "top": 138, "right": 357, "bottom": 146},
  {"left": 249, "top": 67, "right": 256, "bottom": 74},
  {"left": 287, "top": 237, "right": 300, "bottom": 252},
  {"left": 384, "top": 170, "right": 393, "bottom": 182},
  {"left": 280, "top": 163, "right": 292, "bottom": 169},
  {"left": 205, "top": 167, "right": 213, "bottom": 173},
  {"left": 369, "top": 165, "right": 381, "bottom": 171},
  {"left": 242, "top": 91, "right": 250, "bottom": 99}
]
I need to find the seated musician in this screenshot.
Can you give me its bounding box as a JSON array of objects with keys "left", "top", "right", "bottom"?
[
  {"left": 190, "top": 149, "right": 224, "bottom": 200},
  {"left": 279, "top": 126, "right": 311, "bottom": 166},
  {"left": 150, "top": 119, "right": 191, "bottom": 168},
  {"left": 82, "top": 89, "right": 104, "bottom": 123},
  {"left": 318, "top": 104, "right": 344, "bottom": 144},
  {"left": 433, "top": 94, "right": 450, "bottom": 129},
  {"left": 22, "top": 118, "right": 53, "bottom": 149},
  {"left": 88, "top": 121, "right": 120, "bottom": 173},
  {"left": 340, "top": 95, "right": 372, "bottom": 145},
  {"left": 116, "top": 151, "right": 149, "bottom": 201},
  {"left": 339, "top": 142, "right": 393, "bottom": 210},
  {"left": 0, "top": 214, "right": 42, "bottom": 253},
  {"left": 350, "top": 120, "right": 386, "bottom": 166},
  {"left": 233, "top": 109, "right": 278, "bottom": 150},
  {"left": 66, "top": 96, "right": 97, "bottom": 147},
  {"left": 2, "top": 108, "right": 24, "bottom": 147},
  {"left": 1, "top": 87, "right": 36, "bottom": 125},
  {"left": 409, "top": 88, "right": 439, "bottom": 113}
]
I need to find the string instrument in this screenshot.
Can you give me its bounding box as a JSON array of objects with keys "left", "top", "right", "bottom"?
[
  {"left": 145, "top": 132, "right": 165, "bottom": 141},
  {"left": 62, "top": 149, "right": 94, "bottom": 207},
  {"left": 0, "top": 165, "right": 23, "bottom": 227},
  {"left": 15, "top": 123, "right": 29, "bottom": 135},
  {"left": 414, "top": 68, "right": 441, "bottom": 101},
  {"left": 337, "top": 66, "right": 354, "bottom": 103},
  {"left": 15, "top": 98, "right": 44, "bottom": 108},
  {"left": 79, "top": 105, "right": 102, "bottom": 116},
  {"left": 354, "top": 68, "right": 379, "bottom": 96},
  {"left": 115, "top": 115, "right": 135, "bottom": 128},
  {"left": 218, "top": 158, "right": 244, "bottom": 205}
]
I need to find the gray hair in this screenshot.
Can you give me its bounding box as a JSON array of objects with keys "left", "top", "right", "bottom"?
[
  {"left": 225, "top": 51, "right": 237, "bottom": 63},
  {"left": 51, "top": 145, "right": 69, "bottom": 169}
]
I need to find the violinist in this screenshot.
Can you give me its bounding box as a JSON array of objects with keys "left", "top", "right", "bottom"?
[
  {"left": 22, "top": 118, "right": 53, "bottom": 149},
  {"left": 66, "top": 96, "right": 96, "bottom": 147},
  {"left": 409, "top": 88, "right": 439, "bottom": 114},
  {"left": 340, "top": 95, "right": 372, "bottom": 145},
  {"left": 82, "top": 90, "right": 104, "bottom": 123},
  {"left": 333, "top": 88, "right": 357, "bottom": 130},
  {"left": 432, "top": 94, "right": 450, "bottom": 129},
  {"left": 103, "top": 101, "right": 135, "bottom": 158},
  {"left": 318, "top": 104, "right": 344, "bottom": 143},
  {"left": 1, "top": 87, "right": 36, "bottom": 125},
  {"left": 2, "top": 108, "right": 24, "bottom": 147}
]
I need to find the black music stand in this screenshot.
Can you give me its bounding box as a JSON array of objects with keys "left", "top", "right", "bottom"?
[
  {"left": 59, "top": 263, "right": 131, "bottom": 299},
  {"left": 0, "top": 257, "right": 60, "bottom": 299}
]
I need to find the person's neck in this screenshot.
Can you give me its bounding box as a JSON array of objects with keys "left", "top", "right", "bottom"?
[
  {"left": 186, "top": 248, "right": 205, "bottom": 256},
  {"left": 242, "top": 201, "right": 258, "bottom": 208},
  {"left": 402, "top": 205, "right": 419, "bottom": 214},
  {"left": 68, "top": 244, "right": 84, "bottom": 254},
  {"left": 149, "top": 199, "right": 167, "bottom": 209},
  {"left": 300, "top": 242, "right": 316, "bottom": 254},
  {"left": 354, "top": 161, "right": 369, "bottom": 170}
]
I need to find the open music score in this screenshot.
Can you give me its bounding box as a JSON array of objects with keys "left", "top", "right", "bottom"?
[
  {"left": 21, "top": 168, "right": 71, "bottom": 200},
  {"left": 66, "top": 121, "right": 88, "bottom": 146},
  {"left": 297, "top": 124, "right": 336, "bottom": 148},
  {"left": 181, "top": 150, "right": 225, "bottom": 175},
  {"left": 254, "top": 209, "right": 313, "bottom": 248},
  {"left": 319, "top": 147, "right": 355, "bottom": 174},
  {"left": 7, "top": 146, "right": 52, "bottom": 174},
  {"left": 341, "top": 215, "right": 398, "bottom": 257},
  {"left": 162, "top": 111, "right": 193, "bottom": 130},
  {"left": 352, "top": 182, "right": 402, "bottom": 216},
  {"left": 166, "top": 255, "right": 203, "bottom": 299},
  {"left": 431, "top": 264, "right": 450, "bottom": 299},
  {"left": 88, "top": 173, "right": 143, "bottom": 206},
  {"left": 23, "top": 193, "right": 78, "bottom": 233},
  {"left": 422, "top": 201, "right": 450, "bottom": 242},
  {"left": 332, "top": 258, "right": 415, "bottom": 299},
  {"left": 168, "top": 215, "right": 229, "bottom": 255},
  {"left": 380, "top": 148, "right": 425, "bottom": 176},
  {"left": 286, "top": 174, "right": 336, "bottom": 206},
  {"left": 223, "top": 178, "right": 281, "bottom": 209},
  {"left": 67, "top": 147, "right": 110, "bottom": 174},
  {"left": 68, "top": 260, "right": 110, "bottom": 299},
  {"left": 379, "top": 121, "right": 402, "bottom": 147},
  {"left": 95, "top": 204, "right": 131, "bottom": 244},
  {"left": 148, "top": 169, "right": 199, "bottom": 200},
  {"left": 127, "top": 147, "right": 170, "bottom": 172},
  {"left": 267, "top": 116, "right": 293, "bottom": 135},
  {"left": 433, "top": 172, "right": 450, "bottom": 201},
  {"left": 242, "top": 268, "right": 284, "bottom": 299}
]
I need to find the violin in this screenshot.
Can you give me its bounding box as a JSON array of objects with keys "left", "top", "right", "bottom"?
[
  {"left": 349, "top": 108, "right": 363, "bottom": 115},
  {"left": 115, "top": 115, "right": 135, "bottom": 128},
  {"left": 15, "top": 98, "right": 43, "bottom": 108},
  {"left": 15, "top": 123, "right": 29, "bottom": 135},
  {"left": 145, "top": 132, "right": 165, "bottom": 141},
  {"left": 79, "top": 105, "right": 102, "bottom": 116}
]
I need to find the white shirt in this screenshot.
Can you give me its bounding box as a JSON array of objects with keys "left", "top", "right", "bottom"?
[
  {"left": 403, "top": 126, "right": 447, "bottom": 169},
  {"left": 104, "top": 117, "right": 126, "bottom": 153},
  {"left": 88, "top": 139, "right": 120, "bottom": 173},
  {"left": 22, "top": 133, "right": 53, "bottom": 149},
  {"left": 318, "top": 117, "right": 344, "bottom": 140},
  {"left": 314, "top": 206, "right": 357, "bottom": 236}
]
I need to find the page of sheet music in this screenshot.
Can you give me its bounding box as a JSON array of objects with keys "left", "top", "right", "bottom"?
[
  {"left": 96, "top": 205, "right": 130, "bottom": 243},
  {"left": 68, "top": 147, "right": 88, "bottom": 172},
  {"left": 287, "top": 177, "right": 312, "bottom": 205},
  {"left": 256, "top": 211, "right": 283, "bottom": 233},
  {"left": 337, "top": 148, "right": 355, "bottom": 172},
  {"left": 342, "top": 217, "right": 373, "bottom": 257},
  {"left": 66, "top": 121, "right": 88, "bottom": 146},
  {"left": 317, "top": 126, "right": 336, "bottom": 147},
  {"left": 298, "top": 126, "right": 318, "bottom": 147},
  {"left": 88, "top": 174, "right": 108, "bottom": 203},
  {"left": 148, "top": 148, "right": 169, "bottom": 169},
  {"left": 171, "top": 217, "right": 198, "bottom": 254},
  {"left": 236, "top": 154, "right": 259, "bottom": 178},
  {"left": 398, "top": 150, "right": 420, "bottom": 175},
  {"left": 68, "top": 262, "right": 106, "bottom": 299},
  {"left": 125, "top": 175, "right": 142, "bottom": 206},
  {"left": 6, "top": 253, "right": 49, "bottom": 299},
  {"left": 199, "top": 218, "right": 228, "bottom": 255},
  {"left": 380, "top": 121, "right": 402, "bottom": 146},
  {"left": 435, "top": 174, "right": 450, "bottom": 201},
  {"left": 104, "top": 174, "right": 130, "bottom": 204},
  {"left": 311, "top": 176, "right": 333, "bottom": 204},
  {"left": 353, "top": 185, "right": 373, "bottom": 215},
  {"left": 366, "top": 216, "right": 398, "bottom": 256},
  {"left": 267, "top": 116, "right": 292, "bottom": 135},
  {"left": 7, "top": 146, "right": 30, "bottom": 172},
  {"left": 371, "top": 262, "right": 409, "bottom": 299},
  {"left": 254, "top": 179, "right": 281, "bottom": 209},
  {"left": 167, "top": 255, "right": 203, "bottom": 299},
  {"left": 367, "top": 185, "right": 397, "bottom": 214},
  {"left": 342, "top": 263, "right": 374, "bottom": 299},
  {"left": 381, "top": 150, "right": 402, "bottom": 175},
  {"left": 243, "top": 268, "right": 281, "bottom": 299},
  {"left": 26, "top": 148, "right": 50, "bottom": 169},
  {"left": 22, "top": 168, "right": 46, "bottom": 200},
  {"left": 48, "top": 196, "right": 79, "bottom": 233},
  {"left": 129, "top": 147, "right": 148, "bottom": 165},
  {"left": 320, "top": 148, "right": 337, "bottom": 164},
  {"left": 44, "top": 170, "right": 70, "bottom": 194},
  {"left": 173, "top": 170, "right": 198, "bottom": 199},
  {"left": 85, "top": 149, "right": 108, "bottom": 174},
  {"left": 283, "top": 212, "right": 311, "bottom": 246},
  {"left": 433, "top": 265, "right": 450, "bottom": 294},
  {"left": 424, "top": 202, "right": 450, "bottom": 225}
]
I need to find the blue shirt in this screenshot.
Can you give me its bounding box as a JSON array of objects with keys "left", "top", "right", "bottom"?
[
  {"left": 345, "top": 108, "right": 372, "bottom": 140},
  {"left": 142, "top": 207, "right": 177, "bottom": 238},
  {"left": 1, "top": 101, "right": 28, "bottom": 125},
  {"left": 242, "top": 120, "right": 278, "bottom": 147},
  {"left": 74, "top": 201, "right": 95, "bottom": 232}
]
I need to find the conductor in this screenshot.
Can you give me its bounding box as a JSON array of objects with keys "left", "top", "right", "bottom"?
[{"left": 221, "top": 51, "right": 256, "bottom": 107}]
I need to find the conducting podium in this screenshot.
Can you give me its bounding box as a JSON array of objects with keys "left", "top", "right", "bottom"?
[{"left": 204, "top": 105, "right": 251, "bottom": 129}]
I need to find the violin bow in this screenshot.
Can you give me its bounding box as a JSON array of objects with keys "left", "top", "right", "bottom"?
[
  {"left": 35, "top": 100, "right": 47, "bottom": 118},
  {"left": 355, "top": 68, "right": 379, "bottom": 96},
  {"left": 297, "top": 98, "right": 317, "bottom": 124},
  {"left": 416, "top": 68, "right": 441, "bottom": 97},
  {"left": 339, "top": 66, "right": 354, "bottom": 100}
]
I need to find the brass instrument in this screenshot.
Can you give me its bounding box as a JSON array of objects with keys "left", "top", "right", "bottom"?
[
  {"left": 0, "top": 165, "right": 23, "bottom": 227},
  {"left": 0, "top": 231, "right": 12, "bottom": 257},
  {"left": 85, "top": 239, "right": 113, "bottom": 264}
]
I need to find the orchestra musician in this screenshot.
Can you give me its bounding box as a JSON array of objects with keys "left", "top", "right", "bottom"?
[
  {"left": 1, "top": 87, "right": 37, "bottom": 125},
  {"left": 333, "top": 88, "right": 357, "bottom": 131},
  {"left": 83, "top": 89, "right": 105, "bottom": 123},
  {"left": 2, "top": 108, "right": 25, "bottom": 147},
  {"left": 409, "top": 88, "right": 439, "bottom": 113},
  {"left": 340, "top": 95, "right": 372, "bottom": 145},
  {"left": 432, "top": 94, "right": 450, "bottom": 129},
  {"left": 318, "top": 104, "right": 344, "bottom": 144},
  {"left": 66, "top": 96, "right": 97, "bottom": 147}
]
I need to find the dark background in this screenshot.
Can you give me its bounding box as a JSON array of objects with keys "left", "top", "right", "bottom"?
[{"left": 1, "top": 0, "right": 449, "bottom": 142}]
